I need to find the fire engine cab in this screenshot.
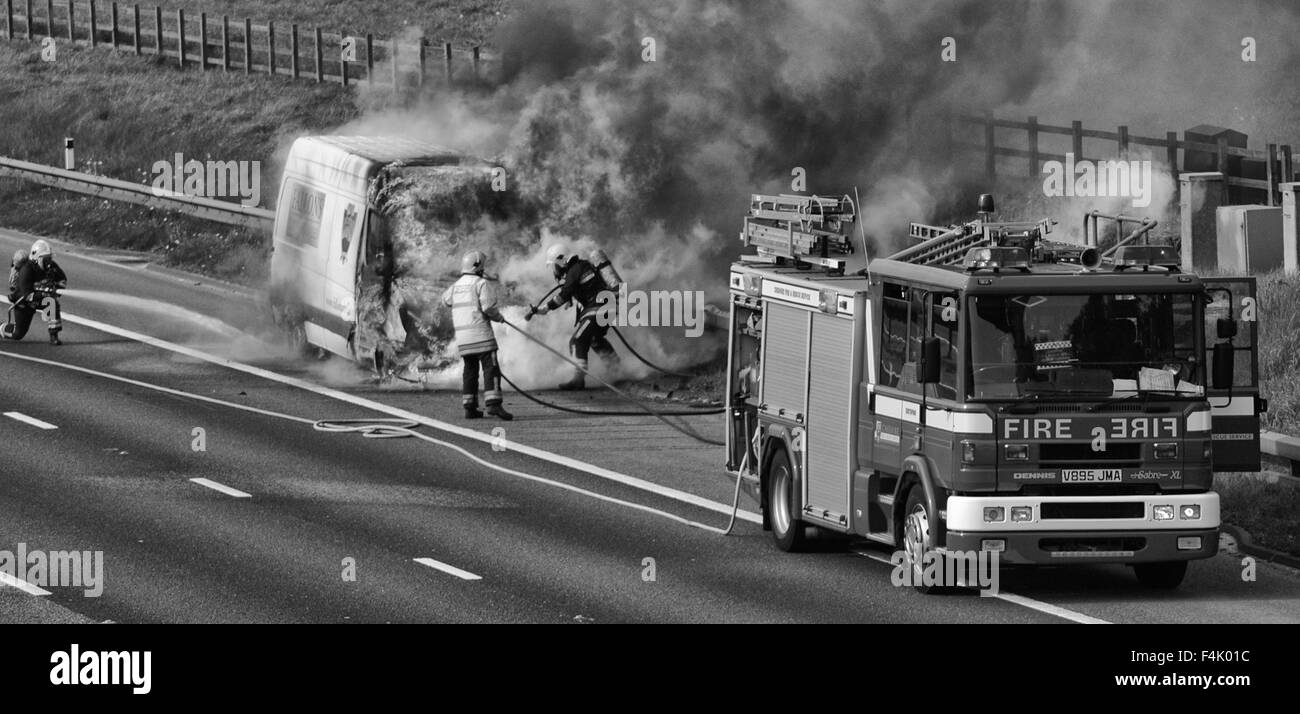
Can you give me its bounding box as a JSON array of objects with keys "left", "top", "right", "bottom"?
[{"left": 725, "top": 193, "right": 1263, "bottom": 590}]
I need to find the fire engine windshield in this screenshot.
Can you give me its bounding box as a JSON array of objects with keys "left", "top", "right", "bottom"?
[{"left": 968, "top": 293, "right": 1201, "bottom": 400}]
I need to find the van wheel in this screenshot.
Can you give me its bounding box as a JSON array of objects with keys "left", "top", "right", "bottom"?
[
  {"left": 1133, "top": 561, "right": 1187, "bottom": 589},
  {"left": 902, "top": 486, "right": 940, "bottom": 594},
  {"left": 766, "top": 448, "right": 807, "bottom": 552}
]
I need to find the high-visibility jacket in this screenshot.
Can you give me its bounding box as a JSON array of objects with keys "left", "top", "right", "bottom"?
[{"left": 442, "top": 273, "right": 499, "bottom": 355}]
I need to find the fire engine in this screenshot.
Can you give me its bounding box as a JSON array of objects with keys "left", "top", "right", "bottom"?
[{"left": 725, "top": 193, "right": 1263, "bottom": 590}]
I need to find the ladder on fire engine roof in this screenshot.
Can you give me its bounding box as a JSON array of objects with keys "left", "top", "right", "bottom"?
[
  {"left": 888, "top": 219, "right": 992, "bottom": 266},
  {"left": 741, "top": 193, "right": 858, "bottom": 272}
]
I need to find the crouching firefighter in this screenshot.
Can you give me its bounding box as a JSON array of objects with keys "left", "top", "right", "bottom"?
[
  {"left": 3, "top": 240, "right": 67, "bottom": 345},
  {"left": 441, "top": 250, "right": 512, "bottom": 421},
  {"left": 530, "top": 245, "right": 622, "bottom": 390}
]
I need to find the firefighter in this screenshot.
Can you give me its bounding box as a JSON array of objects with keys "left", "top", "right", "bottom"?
[
  {"left": 3, "top": 240, "right": 66, "bottom": 345},
  {"left": 531, "top": 244, "right": 618, "bottom": 390},
  {"left": 441, "top": 250, "right": 512, "bottom": 421}
]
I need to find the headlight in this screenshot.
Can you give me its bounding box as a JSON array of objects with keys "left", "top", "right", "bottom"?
[
  {"left": 1153, "top": 505, "right": 1175, "bottom": 521},
  {"left": 1180, "top": 504, "right": 1201, "bottom": 520},
  {"left": 1004, "top": 443, "right": 1029, "bottom": 461},
  {"left": 1010, "top": 506, "right": 1034, "bottom": 523},
  {"left": 983, "top": 507, "right": 1005, "bottom": 523}
]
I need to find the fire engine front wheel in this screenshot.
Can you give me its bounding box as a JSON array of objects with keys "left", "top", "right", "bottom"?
[
  {"left": 1132, "top": 561, "right": 1188, "bottom": 589},
  {"left": 902, "top": 486, "right": 940, "bottom": 594},
  {"left": 766, "top": 448, "right": 807, "bottom": 552}
]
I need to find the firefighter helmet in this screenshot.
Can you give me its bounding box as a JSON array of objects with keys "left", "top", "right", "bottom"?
[
  {"left": 460, "top": 250, "right": 487, "bottom": 276},
  {"left": 30, "top": 239, "right": 52, "bottom": 262},
  {"left": 546, "top": 244, "right": 571, "bottom": 279}
]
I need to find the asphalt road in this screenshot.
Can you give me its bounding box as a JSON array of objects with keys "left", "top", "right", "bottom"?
[{"left": 1, "top": 227, "right": 1297, "bottom": 623}]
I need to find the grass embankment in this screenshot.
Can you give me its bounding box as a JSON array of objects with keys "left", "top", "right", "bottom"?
[
  {"left": 0, "top": 1, "right": 512, "bottom": 282},
  {"left": 0, "top": 41, "right": 361, "bottom": 282}
]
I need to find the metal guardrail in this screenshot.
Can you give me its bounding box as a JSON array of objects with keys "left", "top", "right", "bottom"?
[
  {"left": 1260, "top": 431, "right": 1300, "bottom": 476},
  {"left": 0, "top": 155, "right": 275, "bottom": 231}
]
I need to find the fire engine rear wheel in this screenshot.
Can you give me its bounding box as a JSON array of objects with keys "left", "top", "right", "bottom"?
[
  {"left": 1132, "top": 561, "right": 1188, "bottom": 589},
  {"left": 766, "top": 448, "right": 807, "bottom": 552},
  {"left": 902, "top": 486, "right": 940, "bottom": 594}
]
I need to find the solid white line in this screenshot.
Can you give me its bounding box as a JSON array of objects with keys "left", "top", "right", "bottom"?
[
  {"left": 992, "top": 592, "right": 1111, "bottom": 624},
  {"left": 189, "top": 477, "right": 252, "bottom": 498},
  {"left": 854, "top": 550, "right": 1111, "bottom": 624},
  {"left": 52, "top": 310, "right": 762, "bottom": 525},
  {"left": 0, "top": 570, "right": 52, "bottom": 596},
  {"left": 3, "top": 411, "right": 58, "bottom": 430},
  {"left": 414, "top": 557, "right": 482, "bottom": 581}
]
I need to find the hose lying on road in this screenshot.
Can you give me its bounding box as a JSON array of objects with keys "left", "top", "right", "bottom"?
[
  {"left": 313, "top": 417, "right": 746, "bottom": 536},
  {"left": 499, "top": 317, "right": 725, "bottom": 446},
  {"left": 609, "top": 325, "right": 696, "bottom": 379}
]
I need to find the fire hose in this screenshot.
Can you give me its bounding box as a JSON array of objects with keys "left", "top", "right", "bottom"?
[
  {"left": 313, "top": 417, "right": 746, "bottom": 536},
  {"left": 498, "top": 317, "right": 725, "bottom": 446},
  {"left": 525, "top": 286, "right": 696, "bottom": 379}
]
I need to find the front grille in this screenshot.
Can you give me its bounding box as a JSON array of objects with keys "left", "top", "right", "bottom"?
[
  {"left": 1041, "top": 501, "right": 1145, "bottom": 519},
  {"left": 1020, "top": 484, "right": 1161, "bottom": 497},
  {"left": 1039, "top": 537, "right": 1146, "bottom": 554},
  {"left": 1040, "top": 442, "right": 1142, "bottom": 467}
]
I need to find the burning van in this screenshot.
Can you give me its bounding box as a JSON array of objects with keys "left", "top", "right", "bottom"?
[{"left": 268, "top": 135, "right": 523, "bottom": 373}]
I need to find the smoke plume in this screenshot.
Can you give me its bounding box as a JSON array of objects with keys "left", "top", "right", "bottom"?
[{"left": 333, "top": 0, "right": 1300, "bottom": 382}]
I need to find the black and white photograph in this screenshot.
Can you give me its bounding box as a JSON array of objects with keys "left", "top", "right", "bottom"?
[{"left": 0, "top": 0, "right": 1295, "bottom": 697}]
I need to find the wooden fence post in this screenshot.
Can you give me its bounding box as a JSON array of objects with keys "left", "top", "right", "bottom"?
[
  {"left": 132, "top": 3, "right": 139, "bottom": 55},
  {"left": 242, "top": 18, "right": 250, "bottom": 74},
  {"left": 201, "top": 12, "right": 210, "bottom": 69},
  {"left": 472, "top": 45, "right": 480, "bottom": 79},
  {"left": 1117, "top": 125, "right": 1129, "bottom": 157},
  {"left": 23, "top": 0, "right": 30, "bottom": 39},
  {"left": 339, "top": 30, "right": 348, "bottom": 85},
  {"left": 984, "top": 113, "right": 996, "bottom": 178},
  {"left": 313, "top": 27, "right": 322, "bottom": 82},
  {"left": 290, "top": 23, "right": 298, "bottom": 78},
  {"left": 67, "top": 0, "right": 73, "bottom": 41},
  {"left": 176, "top": 9, "right": 185, "bottom": 67},
  {"left": 365, "top": 32, "right": 373, "bottom": 85},
  {"left": 443, "top": 41, "right": 451, "bottom": 82},
  {"left": 1071, "top": 120, "right": 1083, "bottom": 161},
  {"left": 45, "top": 0, "right": 51, "bottom": 36},
  {"left": 266, "top": 20, "right": 274, "bottom": 75},
  {"left": 1266, "top": 143, "right": 1277, "bottom": 206},
  {"left": 110, "top": 1, "right": 118, "bottom": 48},
  {"left": 1283, "top": 144, "right": 1295, "bottom": 184},
  {"left": 418, "top": 38, "right": 426, "bottom": 86},
  {"left": 1026, "top": 115, "right": 1038, "bottom": 176},
  {"left": 153, "top": 4, "right": 161, "bottom": 55},
  {"left": 4, "top": 0, "right": 12, "bottom": 41},
  {"left": 87, "top": 0, "right": 95, "bottom": 45},
  {"left": 221, "top": 15, "right": 229, "bottom": 71}
]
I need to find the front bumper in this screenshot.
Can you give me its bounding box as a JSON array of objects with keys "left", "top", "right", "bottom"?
[
  {"left": 945, "top": 493, "right": 1219, "bottom": 565},
  {"left": 946, "top": 528, "right": 1218, "bottom": 565}
]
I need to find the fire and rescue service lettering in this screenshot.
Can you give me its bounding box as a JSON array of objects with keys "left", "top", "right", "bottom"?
[{"left": 1003, "top": 417, "right": 1180, "bottom": 440}]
